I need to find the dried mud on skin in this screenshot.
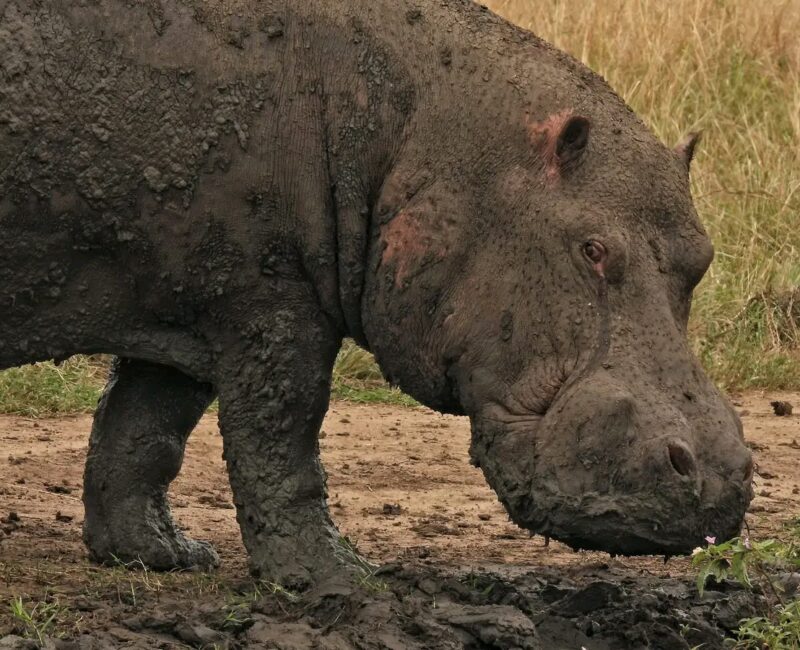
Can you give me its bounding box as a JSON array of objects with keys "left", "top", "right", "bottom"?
[{"left": 2, "top": 394, "right": 800, "bottom": 648}]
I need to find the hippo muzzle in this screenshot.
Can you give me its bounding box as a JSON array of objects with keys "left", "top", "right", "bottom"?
[{"left": 471, "top": 365, "right": 754, "bottom": 556}]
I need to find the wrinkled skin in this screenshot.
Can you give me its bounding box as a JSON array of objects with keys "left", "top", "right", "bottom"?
[{"left": 0, "top": 0, "right": 752, "bottom": 583}]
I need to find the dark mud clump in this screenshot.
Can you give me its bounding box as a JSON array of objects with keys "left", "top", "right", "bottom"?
[
  {"left": 0, "top": 564, "right": 766, "bottom": 649},
  {"left": 771, "top": 400, "right": 793, "bottom": 417}
]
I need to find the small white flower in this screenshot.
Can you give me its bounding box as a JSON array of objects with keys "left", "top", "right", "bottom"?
[
  {"left": 705, "top": 535, "right": 716, "bottom": 545},
  {"left": 692, "top": 547, "right": 704, "bottom": 556}
]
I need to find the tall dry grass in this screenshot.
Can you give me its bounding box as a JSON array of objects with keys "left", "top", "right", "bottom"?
[{"left": 487, "top": 0, "right": 800, "bottom": 389}]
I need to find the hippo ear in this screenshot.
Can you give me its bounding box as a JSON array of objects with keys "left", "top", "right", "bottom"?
[
  {"left": 529, "top": 111, "right": 592, "bottom": 181},
  {"left": 675, "top": 132, "right": 702, "bottom": 171},
  {"left": 555, "top": 115, "right": 592, "bottom": 168}
]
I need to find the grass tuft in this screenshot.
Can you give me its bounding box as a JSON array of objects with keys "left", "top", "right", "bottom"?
[
  {"left": 0, "top": 357, "right": 106, "bottom": 417},
  {"left": 692, "top": 531, "right": 800, "bottom": 648},
  {"left": 332, "top": 341, "right": 418, "bottom": 407},
  {"left": 9, "top": 595, "right": 75, "bottom": 643}
]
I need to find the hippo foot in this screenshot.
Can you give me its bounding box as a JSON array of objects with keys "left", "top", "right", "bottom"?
[
  {"left": 92, "top": 533, "right": 220, "bottom": 572},
  {"left": 247, "top": 526, "right": 372, "bottom": 590},
  {"left": 83, "top": 495, "right": 220, "bottom": 571}
]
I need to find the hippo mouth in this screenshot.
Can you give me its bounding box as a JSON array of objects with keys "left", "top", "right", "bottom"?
[
  {"left": 556, "top": 524, "right": 726, "bottom": 557},
  {"left": 516, "top": 488, "right": 748, "bottom": 557}
]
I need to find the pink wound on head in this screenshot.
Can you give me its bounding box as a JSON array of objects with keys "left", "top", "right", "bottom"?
[
  {"left": 528, "top": 109, "right": 575, "bottom": 183},
  {"left": 380, "top": 209, "right": 446, "bottom": 288}
]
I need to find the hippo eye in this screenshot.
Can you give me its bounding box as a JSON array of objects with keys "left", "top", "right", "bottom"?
[{"left": 582, "top": 240, "right": 606, "bottom": 265}]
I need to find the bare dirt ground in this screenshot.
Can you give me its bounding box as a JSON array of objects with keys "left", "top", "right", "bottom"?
[{"left": 0, "top": 392, "right": 798, "bottom": 648}]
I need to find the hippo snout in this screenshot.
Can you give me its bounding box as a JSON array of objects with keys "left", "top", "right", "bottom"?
[
  {"left": 473, "top": 370, "right": 754, "bottom": 557},
  {"left": 553, "top": 376, "right": 753, "bottom": 553}
]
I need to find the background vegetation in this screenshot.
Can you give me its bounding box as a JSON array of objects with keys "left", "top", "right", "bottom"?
[
  {"left": 0, "top": 0, "right": 798, "bottom": 415},
  {"left": 490, "top": 0, "right": 800, "bottom": 391}
]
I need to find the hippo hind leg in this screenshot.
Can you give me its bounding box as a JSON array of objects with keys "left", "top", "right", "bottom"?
[{"left": 83, "top": 358, "right": 219, "bottom": 570}]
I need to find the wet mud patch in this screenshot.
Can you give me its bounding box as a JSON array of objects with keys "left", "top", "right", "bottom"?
[
  {"left": 0, "top": 563, "right": 766, "bottom": 649},
  {"left": 239, "top": 564, "right": 765, "bottom": 650}
]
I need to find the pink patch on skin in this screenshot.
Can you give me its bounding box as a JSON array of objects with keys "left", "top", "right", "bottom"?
[
  {"left": 381, "top": 210, "right": 446, "bottom": 288},
  {"left": 381, "top": 211, "right": 427, "bottom": 287},
  {"left": 593, "top": 261, "right": 606, "bottom": 279},
  {"left": 527, "top": 108, "right": 576, "bottom": 185}
]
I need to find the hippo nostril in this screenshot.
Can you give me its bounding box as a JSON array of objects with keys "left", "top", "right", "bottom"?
[
  {"left": 743, "top": 458, "right": 754, "bottom": 484},
  {"left": 668, "top": 442, "right": 696, "bottom": 478}
]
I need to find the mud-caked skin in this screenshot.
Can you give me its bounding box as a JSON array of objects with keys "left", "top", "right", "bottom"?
[{"left": 0, "top": 0, "right": 753, "bottom": 582}]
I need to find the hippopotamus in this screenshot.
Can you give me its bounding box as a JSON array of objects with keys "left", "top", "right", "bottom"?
[{"left": 0, "top": 0, "right": 753, "bottom": 584}]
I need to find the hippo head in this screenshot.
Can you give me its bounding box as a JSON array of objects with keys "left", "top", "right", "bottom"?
[{"left": 362, "top": 64, "right": 753, "bottom": 556}]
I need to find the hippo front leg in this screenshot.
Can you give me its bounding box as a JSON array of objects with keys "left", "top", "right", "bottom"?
[
  {"left": 83, "top": 358, "right": 219, "bottom": 570},
  {"left": 217, "top": 309, "right": 345, "bottom": 587}
]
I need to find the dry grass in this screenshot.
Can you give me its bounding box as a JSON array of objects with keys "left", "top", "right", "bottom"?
[
  {"left": 486, "top": 0, "right": 800, "bottom": 389},
  {"left": 0, "top": 358, "right": 108, "bottom": 417}
]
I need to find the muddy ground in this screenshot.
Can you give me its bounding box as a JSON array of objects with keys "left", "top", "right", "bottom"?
[{"left": 0, "top": 392, "right": 799, "bottom": 648}]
